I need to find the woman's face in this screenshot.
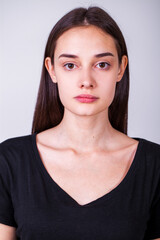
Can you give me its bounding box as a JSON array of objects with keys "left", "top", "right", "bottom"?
[{"left": 46, "top": 25, "right": 127, "bottom": 117}]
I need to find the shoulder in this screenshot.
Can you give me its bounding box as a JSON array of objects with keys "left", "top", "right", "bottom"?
[
  {"left": 0, "top": 134, "right": 35, "bottom": 169},
  {"left": 0, "top": 134, "right": 33, "bottom": 147},
  {"left": 137, "top": 137, "right": 160, "bottom": 158},
  {"left": 136, "top": 137, "right": 160, "bottom": 166},
  {"left": 0, "top": 134, "right": 34, "bottom": 152},
  {"left": 135, "top": 138, "right": 160, "bottom": 184}
]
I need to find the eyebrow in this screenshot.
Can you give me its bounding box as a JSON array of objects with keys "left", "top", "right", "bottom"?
[{"left": 58, "top": 52, "right": 114, "bottom": 59}]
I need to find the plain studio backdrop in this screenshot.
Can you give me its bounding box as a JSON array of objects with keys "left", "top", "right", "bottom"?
[{"left": 0, "top": 0, "right": 160, "bottom": 143}]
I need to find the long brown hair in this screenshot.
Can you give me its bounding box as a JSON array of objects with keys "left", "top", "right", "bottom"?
[{"left": 32, "top": 6, "right": 129, "bottom": 134}]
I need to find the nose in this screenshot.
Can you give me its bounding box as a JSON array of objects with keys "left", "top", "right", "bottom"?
[{"left": 78, "top": 68, "right": 96, "bottom": 89}]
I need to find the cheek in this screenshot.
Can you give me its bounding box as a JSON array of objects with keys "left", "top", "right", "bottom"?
[
  {"left": 100, "top": 74, "right": 118, "bottom": 104},
  {"left": 56, "top": 77, "right": 74, "bottom": 105}
]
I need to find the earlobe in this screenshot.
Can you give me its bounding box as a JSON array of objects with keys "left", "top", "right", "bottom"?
[
  {"left": 45, "top": 57, "right": 57, "bottom": 83},
  {"left": 117, "top": 55, "right": 128, "bottom": 82}
]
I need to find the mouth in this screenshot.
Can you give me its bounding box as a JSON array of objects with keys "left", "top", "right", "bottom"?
[
  {"left": 75, "top": 94, "right": 98, "bottom": 99},
  {"left": 74, "top": 94, "right": 99, "bottom": 103}
]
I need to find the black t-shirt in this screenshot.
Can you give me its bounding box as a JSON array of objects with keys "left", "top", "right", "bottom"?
[{"left": 0, "top": 133, "right": 160, "bottom": 240}]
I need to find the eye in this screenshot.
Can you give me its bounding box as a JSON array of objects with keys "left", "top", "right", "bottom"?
[
  {"left": 64, "top": 63, "right": 77, "bottom": 70},
  {"left": 96, "top": 62, "right": 110, "bottom": 69}
]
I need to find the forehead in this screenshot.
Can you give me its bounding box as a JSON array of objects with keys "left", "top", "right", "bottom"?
[{"left": 54, "top": 25, "right": 117, "bottom": 57}]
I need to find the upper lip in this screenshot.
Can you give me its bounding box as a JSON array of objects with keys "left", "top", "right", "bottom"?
[{"left": 74, "top": 94, "right": 99, "bottom": 99}]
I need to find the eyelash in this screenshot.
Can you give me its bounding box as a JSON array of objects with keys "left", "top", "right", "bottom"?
[{"left": 63, "top": 62, "right": 110, "bottom": 71}]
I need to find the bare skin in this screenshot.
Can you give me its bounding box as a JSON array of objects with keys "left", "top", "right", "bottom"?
[
  {"left": 0, "top": 224, "right": 16, "bottom": 240},
  {"left": 36, "top": 127, "right": 139, "bottom": 206}
]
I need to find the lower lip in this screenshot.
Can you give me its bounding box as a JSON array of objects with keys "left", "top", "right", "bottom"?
[{"left": 75, "top": 97, "right": 98, "bottom": 103}]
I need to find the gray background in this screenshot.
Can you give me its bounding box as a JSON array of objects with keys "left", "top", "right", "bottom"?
[{"left": 0, "top": 0, "right": 160, "bottom": 143}]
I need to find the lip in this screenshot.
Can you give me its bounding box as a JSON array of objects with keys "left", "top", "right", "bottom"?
[
  {"left": 75, "top": 94, "right": 98, "bottom": 99},
  {"left": 74, "top": 94, "right": 99, "bottom": 103}
]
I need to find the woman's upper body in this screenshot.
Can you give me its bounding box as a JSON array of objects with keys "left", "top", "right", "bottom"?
[
  {"left": 0, "top": 6, "right": 160, "bottom": 240},
  {"left": 0, "top": 130, "right": 160, "bottom": 239}
]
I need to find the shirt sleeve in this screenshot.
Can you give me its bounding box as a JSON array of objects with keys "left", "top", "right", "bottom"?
[{"left": 0, "top": 144, "right": 17, "bottom": 227}]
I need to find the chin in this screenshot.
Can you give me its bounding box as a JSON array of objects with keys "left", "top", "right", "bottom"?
[
  {"left": 68, "top": 108, "right": 106, "bottom": 117},
  {"left": 64, "top": 103, "right": 108, "bottom": 117}
]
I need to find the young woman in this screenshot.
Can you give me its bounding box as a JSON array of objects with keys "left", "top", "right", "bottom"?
[{"left": 0, "top": 6, "right": 160, "bottom": 240}]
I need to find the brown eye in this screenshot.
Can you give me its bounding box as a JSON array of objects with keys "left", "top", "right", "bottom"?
[
  {"left": 64, "top": 63, "right": 76, "bottom": 70},
  {"left": 97, "top": 62, "right": 110, "bottom": 69}
]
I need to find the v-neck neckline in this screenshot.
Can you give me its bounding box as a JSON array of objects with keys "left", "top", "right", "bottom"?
[{"left": 31, "top": 132, "right": 144, "bottom": 208}]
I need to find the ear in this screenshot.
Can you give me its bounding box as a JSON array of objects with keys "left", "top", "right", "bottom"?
[
  {"left": 45, "top": 57, "right": 57, "bottom": 83},
  {"left": 117, "top": 55, "right": 128, "bottom": 82}
]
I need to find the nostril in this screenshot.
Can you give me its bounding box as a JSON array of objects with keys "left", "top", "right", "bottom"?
[{"left": 81, "top": 83, "right": 94, "bottom": 88}]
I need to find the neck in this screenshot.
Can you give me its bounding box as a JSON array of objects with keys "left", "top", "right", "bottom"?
[{"left": 55, "top": 109, "right": 118, "bottom": 153}]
